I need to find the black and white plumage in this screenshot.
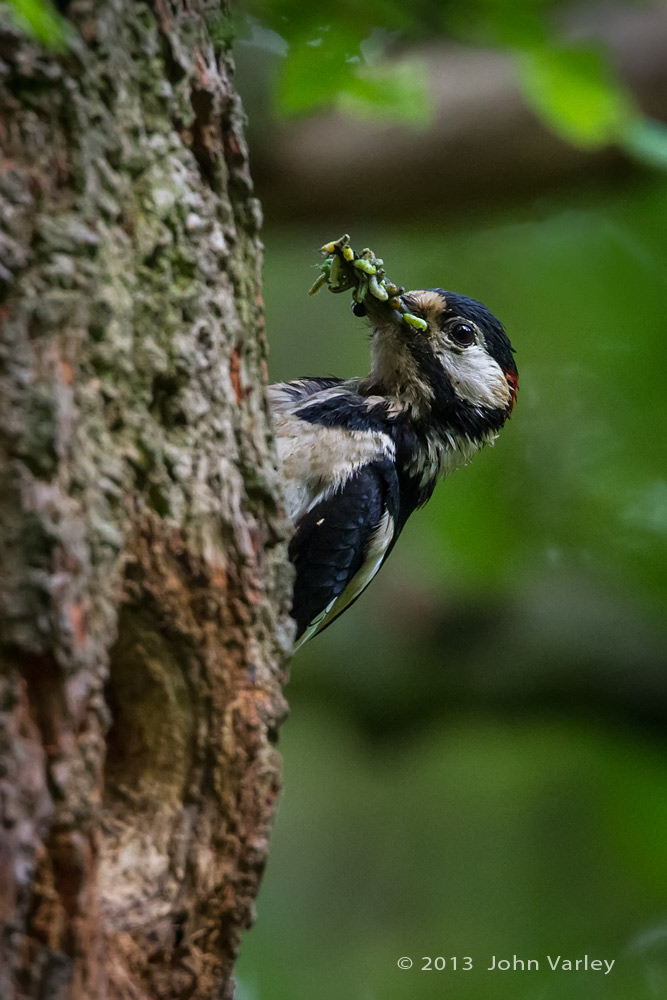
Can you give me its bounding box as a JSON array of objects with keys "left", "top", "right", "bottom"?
[{"left": 269, "top": 288, "right": 518, "bottom": 647}]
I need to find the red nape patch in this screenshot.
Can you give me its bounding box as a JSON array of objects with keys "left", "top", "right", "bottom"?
[{"left": 506, "top": 371, "right": 519, "bottom": 412}]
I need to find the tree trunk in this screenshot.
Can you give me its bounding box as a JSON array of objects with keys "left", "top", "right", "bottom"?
[{"left": 0, "top": 3, "right": 293, "bottom": 997}]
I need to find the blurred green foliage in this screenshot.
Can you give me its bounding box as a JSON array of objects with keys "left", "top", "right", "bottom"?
[
  {"left": 233, "top": 3, "right": 667, "bottom": 998},
  {"left": 1, "top": 0, "right": 70, "bottom": 48},
  {"left": 516, "top": 45, "right": 636, "bottom": 147},
  {"left": 236, "top": 172, "right": 667, "bottom": 998},
  {"left": 624, "top": 117, "right": 667, "bottom": 169},
  {"left": 238, "top": 713, "right": 667, "bottom": 1000},
  {"left": 238, "top": 0, "right": 667, "bottom": 162}
]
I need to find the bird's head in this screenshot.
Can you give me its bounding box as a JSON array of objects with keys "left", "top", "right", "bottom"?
[{"left": 364, "top": 289, "right": 518, "bottom": 441}]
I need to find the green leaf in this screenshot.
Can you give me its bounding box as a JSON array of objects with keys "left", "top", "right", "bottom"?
[
  {"left": 516, "top": 44, "right": 635, "bottom": 148},
  {"left": 622, "top": 117, "right": 667, "bottom": 170},
  {"left": 337, "top": 59, "right": 432, "bottom": 125},
  {"left": 445, "top": 0, "right": 549, "bottom": 48},
  {"left": 277, "top": 28, "right": 361, "bottom": 115},
  {"left": 2, "top": 0, "right": 71, "bottom": 48},
  {"left": 276, "top": 26, "right": 430, "bottom": 126}
]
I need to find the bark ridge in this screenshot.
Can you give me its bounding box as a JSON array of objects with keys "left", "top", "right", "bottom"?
[{"left": 0, "top": 3, "right": 293, "bottom": 997}]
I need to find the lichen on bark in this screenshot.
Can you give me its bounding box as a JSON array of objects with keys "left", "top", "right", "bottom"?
[{"left": 0, "top": 2, "right": 293, "bottom": 997}]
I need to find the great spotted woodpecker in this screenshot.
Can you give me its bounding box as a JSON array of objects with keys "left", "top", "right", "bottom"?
[{"left": 269, "top": 238, "right": 518, "bottom": 648}]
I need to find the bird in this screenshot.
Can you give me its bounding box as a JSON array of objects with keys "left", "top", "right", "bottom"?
[{"left": 268, "top": 241, "right": 518, "bottom": 648}]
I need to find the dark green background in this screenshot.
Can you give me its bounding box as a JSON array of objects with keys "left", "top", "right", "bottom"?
[{"left": 234, "top": 9, "right": 667, "bottom": 998}]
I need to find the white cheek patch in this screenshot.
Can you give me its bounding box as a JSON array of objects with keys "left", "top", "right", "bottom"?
[{"left": 440, "top": 345, "right": 511, "bottom": 409}]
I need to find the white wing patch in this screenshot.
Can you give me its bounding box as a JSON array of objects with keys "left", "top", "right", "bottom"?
[
  {"left": 269, "top": 381, "right": 395, "bottom": 524},
  {"left": 294, "top": 510, "right": 395, "bottom": 650}
]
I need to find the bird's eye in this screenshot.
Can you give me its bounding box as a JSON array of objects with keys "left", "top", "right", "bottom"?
[{"left": 448, "top": 320, "right": 476, "bottom": 347}]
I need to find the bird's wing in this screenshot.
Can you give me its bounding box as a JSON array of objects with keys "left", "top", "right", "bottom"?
[
  {"left": 267, "top": 377, "right": 345, "bottom": 413},
  {"left": 290, "top": 460, "right": 399, "bottom": 647},
  {"left": 269, "top": 380, "right": 395, "bottom": 525}
]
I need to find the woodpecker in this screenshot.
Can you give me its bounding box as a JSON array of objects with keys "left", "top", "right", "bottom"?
[{"left": 269, "top": 238, "right": 518, "bottom": 648}]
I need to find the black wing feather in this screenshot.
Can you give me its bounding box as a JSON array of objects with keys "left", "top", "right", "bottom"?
[{"left": 289, "top": 461, "right": 398, "bottom": 640}]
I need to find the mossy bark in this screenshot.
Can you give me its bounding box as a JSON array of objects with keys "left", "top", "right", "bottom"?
[{"left": 0, "top": 3, "right": 293, "bottom": 997}]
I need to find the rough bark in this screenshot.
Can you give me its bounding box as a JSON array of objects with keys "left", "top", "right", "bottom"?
[{"left": 0, "top": 3, "right": 293, "bottom": 998}]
